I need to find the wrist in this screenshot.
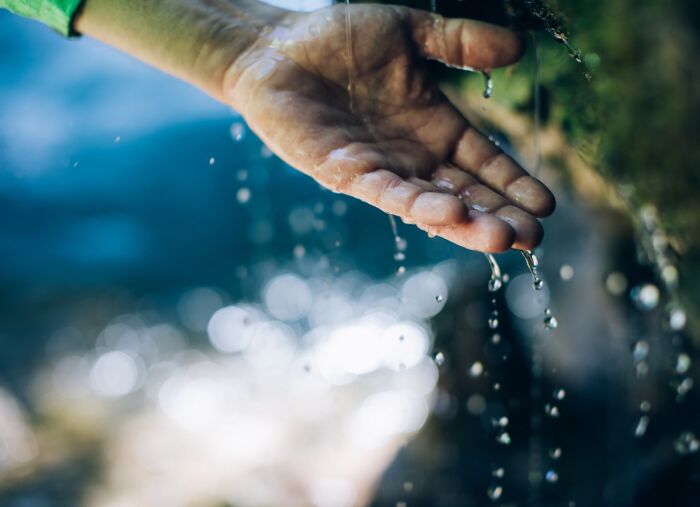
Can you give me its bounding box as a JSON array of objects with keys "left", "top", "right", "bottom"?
[{"left": 75, "top": 0, "right": 290, "bottom": 102}]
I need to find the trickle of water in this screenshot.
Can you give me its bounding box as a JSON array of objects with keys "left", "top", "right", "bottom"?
[
  {"left": 485, "top": 254, "right": 503, "bottom": 292},
  {"left": 487, "top": 485, "right": 503, "bottom": 501},
  {"left": 344, "top": 0, "right": 355, "bottom": 112},
  {"left": 482, "top": 70, "right": 493, "bottom": 99},
  {"left": 521, "top": 250, "right": 543, "bottom": 291},
  {"left": 388, "top": 215, "right": 408, "bottom": 275},
  {"left": 533, "top": 32, "right": 542, "bottom": 178}
]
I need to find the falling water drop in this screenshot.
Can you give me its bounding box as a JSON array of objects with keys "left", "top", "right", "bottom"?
[
  {"left": 676, "top": 353, "right": 691, "bottom": 374},
  {"left": 436, "top": 294, "right": 444, "bottom": 302},
  {"left": 545, "top": 470, "right": 559, "bottom": 483},
  {"left": 548, "top": 447, "right": 562, "bottom": 459},
  {"left": 544, "top": 309, "right": 558, "bottom": 330},
  {"left": 634, "top": 415, "right": 650, "bottom": 437},
  {"left": 469, "top": 361, "right": 484, "bottom": 378},
  {"left": 545, "top": 404, "right": 560, "bottom": 418},
  {"left": 492, "top": 467, "right": 505, "bottom": 478},
  {"left": 487, "top": 485, "right": 503, "bottom": 501},
  {"left": 553, "top": 388, "right": 566, "bottom": 400},
  {"left": 497, "top": 432, "right": 512, "bottom": 445},
  {"left": 434, "top": 351, "right": 446, "bottom": 366},
  {"left": 675, "top": 432, "right": 700, "bottom": 454},
  {"left": 488, "top": 311, "right": 499, "bottom": 330}
]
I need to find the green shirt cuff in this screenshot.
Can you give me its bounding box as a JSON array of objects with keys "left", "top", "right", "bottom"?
[{"left": 1, "top": 0, "right": 85, "bottom": 36}]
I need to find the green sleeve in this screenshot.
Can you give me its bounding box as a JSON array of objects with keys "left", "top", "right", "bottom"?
[{"left": 0, "top": 0, "right": 84, "bottom": 36}]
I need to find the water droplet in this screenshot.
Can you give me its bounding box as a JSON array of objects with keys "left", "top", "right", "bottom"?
[
  {"left": 237, "top": 169, "right": 248, "bottom": 181},
  {"left": 675, "top": 431, "right": 700, "bottom": 454},
  {"left": 436, "top": 294, "right": 444, "bottom": 302},
  {"left": 230, "top": 122, "right": 246, "bottom": 141},
  {"left": 631, "top": 283, "right": 660, "bottom": 311},
  {"left": 549, "top": 447, "right": 562, "bottom": 459},
  {"left": 395, "top": 236, "right": 407, "bottom": 251},
  {"left": 434, "top": 351, "right": 445, "bottom": 366},
  {"left": 397, "top": 266, "right": 406, "bottom": 276},
  {"left": 209, "top": 157, "right": 216, "bottom": 165},
  {"left": 482, "top": 70, "right": 493, "bottom": 99},
  {"left": 640, "top": 400, "right": 651, "bottom": 412},
  {"left": 669, "top": 308, "right": 687, "bottom": 330},
  {"left": 403, "top": 481, "right": 414, "bottom": 493},
  {"left": 545, "top": 470, "right": 559, "bottom": 483},
  {"left": 114, "top": 136, "right": 121, "bottom": 143},
  {"left": 487, "top": 485, "right": 503, "bottom": 501},
  {"left": 236, "top": 187, "right": 251, "bottom": 204},
  {"left": 293, "top": 244, "right": 306, "bottom": 258},
  {"left": 533, "top": 277, "right": 544, "bottom": 291},
  {"left": 468, "top": 361, "right": 484, "bottom": 378},
  {"left": 491, "top": 333, "right": 501, "bottom": 344},
  {"left": 544, "top": 309, "right": 558, "bottom": 329},
  {"left": 559, "top": 264, "right": 574, "bottom": 280},
  {"left": 676, "top": 377, "right": 693, "bottom": 397},
  {"left": 553, "top": 388, "right": 566, "bottom": 400},
  {"left": 605, "top": 272, "right": 628, "bottom": 296},
  {"left": 634, "top": 415, "right": 650, "bottom": 437},
  {"left": 394, "top": 252, "right": 406, "bottom": 262},
  {"left": 497, "top": 432, "right": 511, "bottom": 445},
  {"left": 676, "top": 353, "right": 691, "bottom": 374},
  {"left": 492, "top": 467, "right": 505, "bottom": 478},
  {"left": 488, "top": 311, "right": 499, "bottom": 329},
  {"left": 633, "top": 340, "right": 649, "bottom": 362},
  {"left": 545, "top": 404, "right": 560, "bottom": 418}
]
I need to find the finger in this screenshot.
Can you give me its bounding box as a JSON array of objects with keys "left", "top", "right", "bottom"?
[
  {"left": 452, "top": 127, "right": 556, "bottom": 216},
  {"left": 348, "top": 169, "right": 467, "bottom": 225},
  {"left": 409, "top": 10, "right": 525, "bottom": 70},
  {"left": 431, "top": 165, "right": 544, "bottom": 248},
  {"left": 494, "top": 205, "right": 544, "bottom": 250},
  {"left": 416, "top": 211, "right": 515, "bottom": 253}
]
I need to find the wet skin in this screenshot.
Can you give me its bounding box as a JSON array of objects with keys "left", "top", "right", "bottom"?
[{"left": 77, "top": 1, "right": 555, "bottom": 252}]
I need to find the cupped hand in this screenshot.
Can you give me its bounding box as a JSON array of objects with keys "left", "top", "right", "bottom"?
[{"left": 224, "top": 4, "right": 554, "bottom": 252}]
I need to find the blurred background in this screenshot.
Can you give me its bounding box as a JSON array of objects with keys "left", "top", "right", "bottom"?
[{"left": 0, "top": 0, "right": 698, "bottom": 506}]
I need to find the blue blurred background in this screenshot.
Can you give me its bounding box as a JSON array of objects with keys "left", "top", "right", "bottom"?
[{"left": 0, "top": 2, "right": 698, "bottom": 507}]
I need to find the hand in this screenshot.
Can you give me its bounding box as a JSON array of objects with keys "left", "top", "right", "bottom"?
[{"left": 224, "top": 4, "right": 555, "bottom": 252}]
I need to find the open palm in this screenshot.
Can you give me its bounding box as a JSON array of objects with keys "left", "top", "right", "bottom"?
[{"left": 225, "top": 4, "right": 554, "bottom": 252}]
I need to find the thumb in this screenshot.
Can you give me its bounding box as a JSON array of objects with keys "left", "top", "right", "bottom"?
[{"left": 409, "top": 10, "right": 525, "bottom": 70}]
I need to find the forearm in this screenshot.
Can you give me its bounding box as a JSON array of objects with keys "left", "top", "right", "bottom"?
[{"left": 74, "top": 0, "right": 288, "bottom": 102}]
